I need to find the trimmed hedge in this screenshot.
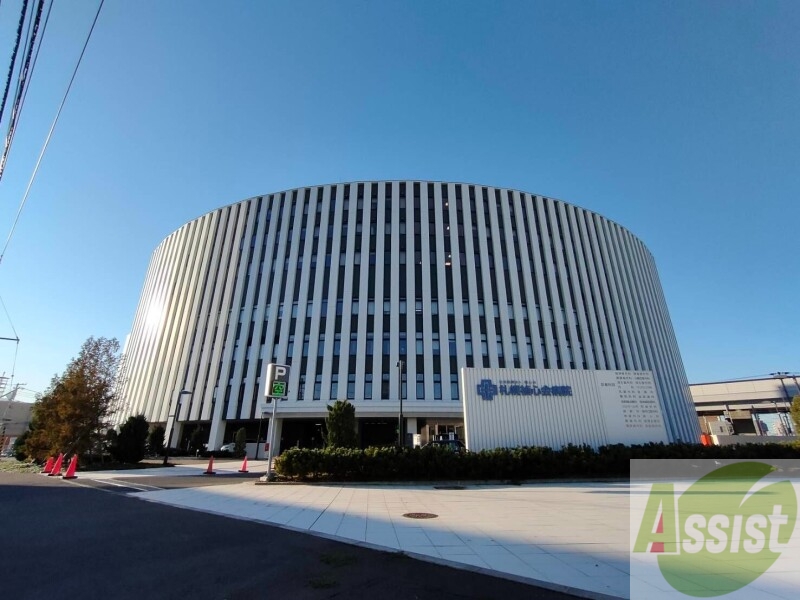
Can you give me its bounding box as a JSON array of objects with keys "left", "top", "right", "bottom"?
[{"left": 274, "top": 442, "right": 800, "bottom": 482}]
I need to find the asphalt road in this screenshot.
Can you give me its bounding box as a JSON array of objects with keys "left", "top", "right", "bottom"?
[{"left": 0, "top": 473, "right": 581, "bottom": 600}]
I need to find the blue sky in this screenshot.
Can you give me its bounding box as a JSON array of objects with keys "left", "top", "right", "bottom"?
[{"left": 0, "top": 1, "right": 797, "bottom": 401}]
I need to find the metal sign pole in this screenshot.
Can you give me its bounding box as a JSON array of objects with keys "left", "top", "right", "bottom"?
[
  {"left": 260, "top": 363, "right": 289, "bottom": 482},
  {"left": 265, "top": 396, "right": 278, "bottom": 479}
]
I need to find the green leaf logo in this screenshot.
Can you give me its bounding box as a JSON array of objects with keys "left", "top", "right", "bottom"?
[{"left": 655, "top": 462, "right": 797, "bottom": 597}]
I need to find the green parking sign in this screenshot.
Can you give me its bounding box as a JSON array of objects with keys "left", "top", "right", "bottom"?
[{"left": 271, "top": 380, "right": 287, "bottom": 397}]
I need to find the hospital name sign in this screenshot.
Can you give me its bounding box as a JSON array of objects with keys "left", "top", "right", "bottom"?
[{"left": 477, "top": 379, "right": 573, "bottom": 402}]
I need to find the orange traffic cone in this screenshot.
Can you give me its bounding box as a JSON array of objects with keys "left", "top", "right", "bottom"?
[
  {"left": 48, "top": 453, "right": 64, "bottom": 477},
  {"left": 62, "top": 455, "right": 79, "bottom": 479},
  {"left": 203, "top": 455, "right": 216, "bottom": 475},
  {"left": 238, "top": 456, "right": 249, "bottom": 473},
  {"left": 42, "top": 456, "right": 54, "bottom": 475}
]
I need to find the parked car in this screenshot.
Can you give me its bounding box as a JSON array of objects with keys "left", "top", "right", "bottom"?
[
  {"left": 423, "top": 439, "right": 467, "bottom": 453},
  {"left": 219, "top": 442, "right": 236, "bottom": 453}
]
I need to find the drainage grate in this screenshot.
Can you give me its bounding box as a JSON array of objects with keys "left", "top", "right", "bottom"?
[
  {"left": 434, "top": 485, "right": 465, "bottom": 490},
  {"left": 402, "top": 512, "right": 438, "bottom": 519}
]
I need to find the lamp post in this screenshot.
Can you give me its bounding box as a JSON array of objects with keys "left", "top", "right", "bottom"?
[
  {"left": 163, "top": 389, "right": 191, "bottom": 466},
  {"left": 396, "top": 360, "right": 404, "bottom": 448}
]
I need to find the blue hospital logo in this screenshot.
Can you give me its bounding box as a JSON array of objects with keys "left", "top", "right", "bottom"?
[{"left": 477, "top": 379, "right": 498, "bottom": 401}]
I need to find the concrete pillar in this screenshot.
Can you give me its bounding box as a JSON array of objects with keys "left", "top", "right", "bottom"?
[
  {"left": 406, "top": 417, "right": 418, "bottom": 447},
  {"left": 207, "top": 419, "right": 225, "bottom": 452}
]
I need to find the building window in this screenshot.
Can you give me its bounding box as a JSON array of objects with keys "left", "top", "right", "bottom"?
[
  {"left": 333, "top": 333, "right": 341, "bottom": 356},
  {"left": 433, "top": 374, "right": 442, "bottom": 400},
  {"left": 349, "top": 332, "right": 358, "bottom": 354},
  {"left": 347, "top": 374, "right": 356, "bottom": 400},
  {"left": 450, "top": 374, "right": 459, "bottom": 400},
  {"left": 364, "top": 374, "right": 373, "bottom": 400},
  {"left": 416, "top": 374, "right": 424, "bottom": 399},
  {"left": 330, "top": 375, "right": 338, "bottom": 399}
]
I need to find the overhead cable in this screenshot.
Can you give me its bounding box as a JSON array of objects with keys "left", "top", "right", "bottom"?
[
  {"left": 0, "top": 0, "right": 46, "bottom": 181},
  {"left": 0, "top": 0, "right": 29, "bottom": 130},
  {"left": 0, "top": 0, "right": 105, "bottom": 265}
]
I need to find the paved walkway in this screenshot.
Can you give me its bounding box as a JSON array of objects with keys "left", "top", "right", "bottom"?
[
  {"left": 79, "top": 460, "right": 630, "bottom": 599},
  {"left": 74, "top": 461, "right": 800, "bottom": 600}
]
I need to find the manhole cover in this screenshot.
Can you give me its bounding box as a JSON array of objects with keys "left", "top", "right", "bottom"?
[
  {"left": 403, "top": 512, "right": 438, "bottom": 519},
  {"left": 434, "top": 485, "right": 465, "bottom": 490}
]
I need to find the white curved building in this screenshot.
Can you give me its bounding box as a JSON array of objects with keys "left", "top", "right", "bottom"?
[{"left": 116, "top": 181, "right": 700, "bottom": 452}]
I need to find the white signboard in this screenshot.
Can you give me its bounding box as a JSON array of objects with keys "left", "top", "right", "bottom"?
[{"left": 461, "top": 367, "right": 668, "bottom": 452}]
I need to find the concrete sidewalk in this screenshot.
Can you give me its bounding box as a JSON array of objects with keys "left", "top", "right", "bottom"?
[{"left": 81, "top": 461, "right": 631, "bottom": 599}]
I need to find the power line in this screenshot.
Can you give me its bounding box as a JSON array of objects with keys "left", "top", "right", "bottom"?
[
  {"left": 0, "top": 0, "right": 29, "bottom": 131},
  {"left": 0, "top": 0, "right": 105, "bottom": 265},
  {"left": 0, "top": 0, "right": 47, "bottom": 181}
]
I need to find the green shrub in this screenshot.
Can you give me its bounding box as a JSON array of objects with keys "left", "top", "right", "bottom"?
[
  {"left": 273, "top": 442, "right": 800, "bottom": 482},
  {"left": 111, "top": 415, "right": 149, "bottom": 464},
  {"left": 324, "top": 400, "right": 358, "bottom": 448},
  {"left": 13, "top": 430, "right": 29, "bottom": 461},
  {"left": 147, "top": 425, "right": 165, "bottom": 456}
]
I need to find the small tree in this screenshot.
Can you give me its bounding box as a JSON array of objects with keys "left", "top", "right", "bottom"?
[
  {"left": 324, "top": 400, "right": 358, "bottom": 448},
  {"left": 24, "top": 337, "right": 121, "bottom": 461},
  {"left": 148, "top": 425, "right": 165, "bottom": 456},
  {"left": 791, "top": 395, "right": 800, "bottom": 435},
  {"left": 112, "top": 415, "right": 149, "bottom": 463},
  {"left": 234, "top": 427, "right": 247, "bottom": 457}
]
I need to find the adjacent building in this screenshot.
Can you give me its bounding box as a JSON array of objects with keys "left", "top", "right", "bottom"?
[
  {"left": 691, "top": 374, "right": 799, "bottom": 438},
  {"left": 115, "top": 181, "right": 700, "bottom": 453}
]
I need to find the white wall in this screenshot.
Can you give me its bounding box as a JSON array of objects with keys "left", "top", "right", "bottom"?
[{"left": 461, "top": 367, "right": 668, "bottom": 451}]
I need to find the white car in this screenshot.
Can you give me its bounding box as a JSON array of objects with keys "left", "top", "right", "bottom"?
[{"left": 219, "top": 442, "right": 236, "bottom": 453}]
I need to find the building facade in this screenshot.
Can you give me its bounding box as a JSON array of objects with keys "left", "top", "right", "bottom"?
[
  {"left": 691, "top": 374, "right": 799, "bottom": 438},
  {"left": 115, "top": 181, "right": 700, "bottom": 452}
]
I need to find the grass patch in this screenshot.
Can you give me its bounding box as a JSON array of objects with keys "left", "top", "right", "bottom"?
[{"left": 0, "top": 458, "right": 41, "bottom": 473}]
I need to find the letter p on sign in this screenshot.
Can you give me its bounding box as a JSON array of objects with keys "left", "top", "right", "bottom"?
[{"left": 265, "top": 363, "right": 290, "bottom": 398}]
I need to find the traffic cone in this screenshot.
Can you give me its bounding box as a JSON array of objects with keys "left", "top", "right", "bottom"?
[
  {"left": 62, "top": 455, "right": 79, "bottom": 479},
  {"left": 48, "top": 453, "right": 64, "bottom": 477},
  {"left": 238, "top": 456, "right": 248, "bottom": 473},
  {"left": 203, "top": 455, "right": 216, "bottom": 475},
  {"left": 41, "top": 456, "right": 54, "bottom": 475}
]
